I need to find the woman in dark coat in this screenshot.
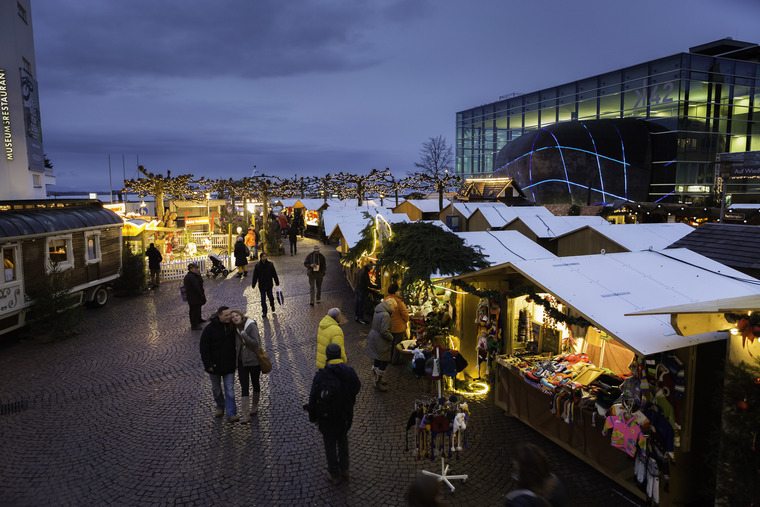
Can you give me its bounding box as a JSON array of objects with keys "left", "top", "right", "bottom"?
[{"left": 233, "top": 236, "right": 250, "bottom": 278}]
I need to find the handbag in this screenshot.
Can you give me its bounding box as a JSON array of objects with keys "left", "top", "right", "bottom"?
[
  {"left": 276, "top": 287, "right": 284, "bottom": 305},
  {"left": 256, "top": 348, "right": 273, "bottom": 374}
]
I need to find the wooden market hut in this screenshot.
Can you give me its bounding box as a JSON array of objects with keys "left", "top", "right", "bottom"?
[
  {"left": 554, "top": 222, "right": 693, "bottom": 257},
  {"left": 392, "top": 199, "right": 450, "bottom": 221},
  {"left": 445, "top": 248, "right": 760, "bottom": 505}
]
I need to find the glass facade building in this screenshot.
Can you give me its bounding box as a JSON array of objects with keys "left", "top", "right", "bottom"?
[{"left": 456, "top": 39, "right": 760, "bottom": 204}]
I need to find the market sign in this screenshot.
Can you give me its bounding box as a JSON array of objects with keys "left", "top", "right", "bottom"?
[
  {"left": 0, "top": 69, "right": 13, "bottom": 161},
  {"left": 185, "top": 216, "right": 210, "bottom": 226}
]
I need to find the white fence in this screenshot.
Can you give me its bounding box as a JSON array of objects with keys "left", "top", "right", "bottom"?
[
  {"left": 175, "top": 233, "right": 231, "bottom": 251},
  {"left": 156, "top": 254, "right": 231, "bottom": 281}
]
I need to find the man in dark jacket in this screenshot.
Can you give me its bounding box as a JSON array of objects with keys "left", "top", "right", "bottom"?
[
  {"left": 199, "top": 306, "right": 239, "bottom": 422},
  {"left": 288, "top": 225, "right": 299, "bottom": 256},
  {"left": 233, "top": 236, "right": 250, "bottom": 278},
  {"left": 353, "top": 264, "right": 372, "bottom": 325},
  {"left": 304, "top": 245, "right": 327, "bottom": 306},
  {"left": 251, "top": 252, "right": 280, "bottom": 318},
  {"left": 145, "top": 243, "right": 163, "bottom": 288},
  {"left": 305, "top": 343, "right": 361, "bottom": 485},
  {"left": 183, "top": 262, "right": 206, "bottom": 330}
]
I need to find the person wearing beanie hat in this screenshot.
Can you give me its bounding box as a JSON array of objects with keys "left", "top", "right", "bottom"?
[
  {"left": 305, "top": 343, "right": 361, "bottom": 485},
  {"left": 316, "top": 308, "right": 348, "bottom": 368},
  {"left": 304, "top": 245, "right": 327, "bottom": 306}
]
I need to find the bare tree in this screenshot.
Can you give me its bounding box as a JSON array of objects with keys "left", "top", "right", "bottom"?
[
  {"left": 333, "top": 168, "right": 392, "bottom": 206},
  {"left": 410, "top": 136, "right": 460, "bottom": 211},
  {"left": 123, "top": 165, "right": 199, "bottom": 219}
]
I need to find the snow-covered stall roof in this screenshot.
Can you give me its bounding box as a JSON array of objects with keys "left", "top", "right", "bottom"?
[
  {"left": 396, "top": 199, "right": 450, "bottom": 214},
  {"left": 476, "top": 206, "right": 554, "bottom": 228},
  {"left": 456, "top": 231, "right": 556, "bottom": 266},
  {"left": 630, "top": 293, "right": 760, "bottom": 315},
  {"left": 508, "top": 214, "right": 610, "bottom": 238},
  {"left": 461, "top": 249, "right": 760, "bottom": 355},
  {"left": 449, "top": 202, "right": 509, "bottom": 219},
  {"left": 559, "top": 223, "right": 694, "bottom": 251}
]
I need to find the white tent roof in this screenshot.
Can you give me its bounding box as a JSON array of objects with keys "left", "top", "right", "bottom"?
[
  {"left": 508, "top": 214, "right": 610, "bottom": 238},
  {"left": 630, "top": 293, "right": 760, "bottom": 315},
  {"left": 500, "top": 249, "right": 760, "bottom": 355},
  {"left": 397, "top": 199, "right": 450, "bottom": 214},
  {"left": 449, "top": 202, "right": 509, "bottom": 219},
  {"left": 476, "top": 206, "right": 554, "bottom": 228},
  {"left": 457, "top": 231, "right": 556, "bottom": 266},
  {"left": 561, "top": 222, "right": 694, "bottom": 251}
]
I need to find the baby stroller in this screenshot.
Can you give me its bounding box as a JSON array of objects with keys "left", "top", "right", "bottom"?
[{"left": 206, "top": 254, "right": 229, "bottom": 279}]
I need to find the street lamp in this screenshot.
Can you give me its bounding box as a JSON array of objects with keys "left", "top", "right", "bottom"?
[{"left": 206, "top": 193, "right": 211, "bottom": 233}]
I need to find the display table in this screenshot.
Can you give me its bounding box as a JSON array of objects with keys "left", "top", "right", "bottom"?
[{"left": 494, "top": 362, "right": 644, "bottom": 499}]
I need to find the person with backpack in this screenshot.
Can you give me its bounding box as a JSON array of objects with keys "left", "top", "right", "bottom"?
[{"left": 304, "top": 343, "right": 361, "bottom": 485}]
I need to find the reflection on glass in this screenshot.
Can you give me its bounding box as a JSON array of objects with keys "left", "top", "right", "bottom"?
[
  {"left": 48, "top": 240, "right": 68, "bottom": 263},
  {"left": 3, "top": 248, "right": 15, "bottom": 283}
]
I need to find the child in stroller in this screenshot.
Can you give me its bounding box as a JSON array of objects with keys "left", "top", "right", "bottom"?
[{"left": 206, "top": 254, "right": 229, "bottom": 278}]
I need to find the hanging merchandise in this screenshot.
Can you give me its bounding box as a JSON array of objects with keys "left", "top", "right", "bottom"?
[{"left": 517, "top": 309, "right": 528, "bottom": 343}]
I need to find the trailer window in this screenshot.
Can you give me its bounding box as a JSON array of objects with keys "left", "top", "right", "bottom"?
[
  {"left": 3, "top": 247, "right": 17, "bottom": 283},
  {"left": 85, "top": 232, "right": 101, "bottom": 264},
  {"left": 46, "top": 236, "right": 74, "bottom": 272}
]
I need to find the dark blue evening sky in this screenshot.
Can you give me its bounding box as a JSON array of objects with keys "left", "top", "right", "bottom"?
[{"left": 32, "top": 0, "right": 760, "bottom": 190}]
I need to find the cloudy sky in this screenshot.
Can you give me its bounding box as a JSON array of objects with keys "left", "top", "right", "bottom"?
[{"left": 32, "top": 0, "right": 760, "bottom": 190}]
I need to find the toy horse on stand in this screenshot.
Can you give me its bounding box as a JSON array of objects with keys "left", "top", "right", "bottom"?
[{"left": 451, "top": 412, "right": 467, "bottom": 452}]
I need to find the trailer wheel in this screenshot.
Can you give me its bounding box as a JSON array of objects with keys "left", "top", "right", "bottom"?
[
  {"left": 222, "top": 269, "right": 229, "bottom": 277},
  {"left": 90, "top": 285, "right": 110, "bottom": 308}
]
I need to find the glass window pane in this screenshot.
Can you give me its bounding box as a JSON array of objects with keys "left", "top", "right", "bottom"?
[
  {"left": 3, "top": 248, "right": 16, "bottom": 282},
  {"left": 48, "top": 239, "right": 68, "bottom": 263},
  {"left": 87, "top": 237, "right": 98, "bottom": 260}
]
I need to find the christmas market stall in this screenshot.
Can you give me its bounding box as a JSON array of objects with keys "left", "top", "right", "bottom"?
[
  {"left": 447, "top": 248, "right": 760, "bottom": 505},
  {"left": 630, "top": 293, "right": 760, "bottom": 505}
]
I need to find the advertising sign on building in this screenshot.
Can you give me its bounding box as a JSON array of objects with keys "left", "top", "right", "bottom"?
[
  {"left": 0, "top": 68, "right": 13, "bottom": 161},
  {"left": 19, "top": 68, "right": 44, "bottom": 172},
  {"left": 718, "top": 151, "right": 760, "bottom": 179}
]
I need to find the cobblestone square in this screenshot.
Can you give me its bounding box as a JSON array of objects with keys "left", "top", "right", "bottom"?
[{"left": 0, "top": 239, "right": 642, "bottom": 506}]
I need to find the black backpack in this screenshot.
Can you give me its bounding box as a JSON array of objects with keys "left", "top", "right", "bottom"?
[{"left": 313, "top": 367, "right": 345, "bottom": 421}]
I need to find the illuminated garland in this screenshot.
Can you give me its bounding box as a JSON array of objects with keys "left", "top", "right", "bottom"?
[{"left": 451, "top": 279, "right": 591, "bottom": 328}]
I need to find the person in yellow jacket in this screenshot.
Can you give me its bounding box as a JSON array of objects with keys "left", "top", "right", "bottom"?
[
  {"left": 316, "top": 307, "right": 348, "bottom": 368},
  {"left": 383, "top": 283, "right": 409, "bottom": 364}
]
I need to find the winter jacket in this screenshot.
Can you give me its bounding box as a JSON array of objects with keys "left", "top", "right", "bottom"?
[
  {"left": 288, "top": 226, "right": 298, "bottom": 243},
  {"left": 236, "top": 318, "right": 261, "bottom": 367},
  {"left": 244, "top": 231, "right": 256, "bottom": 248},
  {"left": 304, "top": 251, "right": 326, "bottom": 277},
  {"left": 183, "top": 271, "right": 206, "bottom": 306},
  {"left": 366, "top": 300, "right": 394, "bottom": 362},
  {"left": 316, "top": 314, "right": 347, "bottom": 369},
  {"left": 251, "top": 259, "right": 280, "bottom": 291},
  {"left": 145, "top": 245, "right": 163, "bottom": 270},
  {"left": 234, "top": 238, "right": 249, "bottom": 267},
  {"left": 384, "top": 293, "right": 409, "bottom": 334},
  {"left": 199, "top": 316, "right": 237, "bottom": 375},
  {"left": 307, "top": 362, "right": 361, "bottom": 434}
]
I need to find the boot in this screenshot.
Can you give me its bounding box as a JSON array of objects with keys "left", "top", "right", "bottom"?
[
  {"left": 251, "top": 392, "right": 260, "bottom": 415},
  {"left": 373, "top": 368, "right": 388, "bottom": 392},
  {"left": 240, "top": 397, "right": 251, "bottom": 423}
]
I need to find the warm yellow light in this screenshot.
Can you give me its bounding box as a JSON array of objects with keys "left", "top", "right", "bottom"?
[{"left": 451, "top": 380, "right": 490, "bottom": 397}]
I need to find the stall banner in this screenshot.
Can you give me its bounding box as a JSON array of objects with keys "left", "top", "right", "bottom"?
[{"left": 20, "top": 68, "right": 44, "bottom": 172}]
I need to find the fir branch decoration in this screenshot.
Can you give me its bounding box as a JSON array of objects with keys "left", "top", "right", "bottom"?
[{"left": 376, "top": 222, "right": 489, "bottom": 286}]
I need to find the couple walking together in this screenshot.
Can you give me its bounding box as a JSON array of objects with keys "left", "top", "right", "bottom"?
[{"left": 199, "top": 306, "right": 265, "bottom": 423}]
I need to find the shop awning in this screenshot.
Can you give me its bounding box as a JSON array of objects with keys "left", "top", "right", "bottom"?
[
  {"left": 454, "top": 249, "right": 760, "bottom": 355},
  {"left": 629, "top": 293, "right": 760, "bottom": 315}
]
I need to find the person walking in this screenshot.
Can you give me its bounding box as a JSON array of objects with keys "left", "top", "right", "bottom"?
[
  {"left": 304, "top": 245, "right": 326, "bottom": 306},
  {"left": 234, "top": 236, "right": 250, "bottom": 278},
  {"left": 251, "top": 252, "right": 280, "bottom": 318},
  {"left": 199, "top": 306, "right": 239, "bottom": 423},
  {"left": 145, "top": 242, "right": 163, "bottom": 288},
  {"left": 366, "top": 298, "right": 398, "bottom": 391},
  {"left": 384, "top": 283, "right": 409, "bottom": 364},
  {"left": 316, "top": 308, "right": 348, "bottom": 369},
  {"left": 288, "top": 224, "right": 299, "bottom": 256},
  {"left": 231, "top": 310, "right": 263, "bottom": 423},
  {"left": 183, "top": 262, "right": 206, "bottom": 330},
  {"left": 305, "top": 343, "right": 361, "bottom": 485},
  {"left": 244, "top": 227, "right": 257, "bottom": 260},
  {"left": 353, "top": 264, "right": 371, "bottom": 325},
  {"left": 504, "top": 444, "right": 566, "bottom": 507}
]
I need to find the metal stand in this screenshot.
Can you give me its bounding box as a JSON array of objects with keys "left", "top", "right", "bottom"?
[{"left": 421, "top": 457, "right": 468, "bottom": 493}]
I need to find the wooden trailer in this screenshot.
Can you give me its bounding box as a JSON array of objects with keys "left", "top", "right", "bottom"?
[{"left": 0, "top": 200, "right": 123, "bottom": 336}]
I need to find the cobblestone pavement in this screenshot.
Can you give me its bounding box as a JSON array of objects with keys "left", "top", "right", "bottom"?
[{"left": 0, "top": 238, "right": 643, "bottom": 506}]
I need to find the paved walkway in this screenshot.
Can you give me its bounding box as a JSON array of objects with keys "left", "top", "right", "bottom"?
[{"left": 0, "top": 238, "right": 642, "bottom": 506}]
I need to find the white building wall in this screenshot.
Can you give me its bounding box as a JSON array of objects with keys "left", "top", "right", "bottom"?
[{"left": 0, "top": 0, "right": 53, "bottom": 200}]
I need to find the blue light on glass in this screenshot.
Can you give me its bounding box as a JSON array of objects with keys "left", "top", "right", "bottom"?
[{"left": 581, "top": 122, "right": 606, "bottom": 200}]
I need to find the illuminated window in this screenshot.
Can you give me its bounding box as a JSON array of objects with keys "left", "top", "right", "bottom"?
[
  {"left": 17, "top": 2, "right": 27, "bottom": 24},
  {"left": 85, "top": 232, "right": 101, "bottom": 264},
  {"left": 46, "top": 235, "right": 74, "bottom": 272},
  {"left": 2, "top": 246, "right": 18, "bottom": 284}
]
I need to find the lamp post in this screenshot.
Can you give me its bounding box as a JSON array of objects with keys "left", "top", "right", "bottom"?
[{"left": 206, "top": 193, "right": 211, "bottom": 233}]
